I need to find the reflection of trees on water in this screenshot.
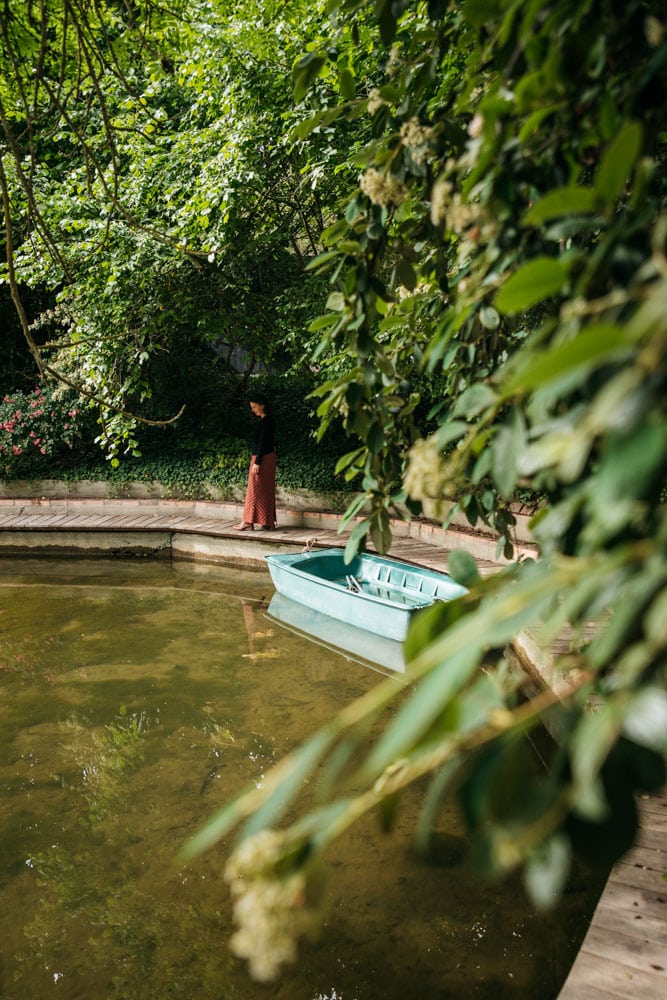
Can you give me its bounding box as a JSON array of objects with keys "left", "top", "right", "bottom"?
[
  {"left": 62, "top": 705, "right": 149, "bottom": 824},
  {"left": 19, "top": 702, "right": 244, "bottom": 998}
]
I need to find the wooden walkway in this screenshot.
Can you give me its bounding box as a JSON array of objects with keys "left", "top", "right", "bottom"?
[
  {"left": 0, "top": 495, "right": 505, "bottom": 574},
  {"left": 0, "top": 495, "right": 665, "bottom": 999},
  {"left": 558, "top": 789, "right": 667, "bottom": 999}
]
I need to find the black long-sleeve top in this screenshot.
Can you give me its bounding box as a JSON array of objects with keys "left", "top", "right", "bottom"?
[{"left": 251, "top": 414, "right": 276, "bottom": 466}]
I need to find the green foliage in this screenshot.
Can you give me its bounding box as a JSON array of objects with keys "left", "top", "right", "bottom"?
[
  {"left": 0, "top": 0, "right": 353, "bottom": 458},
  {"left": 2, "top": 371, "right": 356, "bottom": 499},
  {"left": 182, "top": 0, "right": 667, "bottom": 980}
]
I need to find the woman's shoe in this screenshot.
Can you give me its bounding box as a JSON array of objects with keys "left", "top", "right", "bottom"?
[
  {"left": 260, "top": 524, "right": 276, "bottom": 531},
  {"left": 235, "top": 522, "right": 254, "bottom": 531}
]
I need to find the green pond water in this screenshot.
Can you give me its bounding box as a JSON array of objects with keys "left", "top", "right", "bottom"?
[{"left": 0, "top": 557, "right": 606, "bottom": 1000}]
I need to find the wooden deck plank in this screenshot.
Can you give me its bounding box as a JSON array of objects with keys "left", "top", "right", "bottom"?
[
  {"left": 636, "top": 826, "right": 666, "bottom": 851},
  {"left": 592, "top": 898, "right": 667, "bottom": 945},
  {"left": 558, "top": 950, "right": 665, "bottom": 1000},
  {"left": 9, "top": 512, "right": 70, "bottom": 527},
  {"left": 621, "top": 844, "right": 665, "bottom": 869},
  {"left": 639, "top": 798, "right": 667, "bottom": 822},
  {"left": 612, "top": 860, "right": 666, "bottom": 893},
  {"left": 577, "top": 924, "right": 666, "bottom": 976},
  {"left": 0, "top": 513, "right": 22, "bottom": 525},
  {"left": 558, "top": 787, "right": 666, "bottom": 999},
  {"left": 595, "top": 879, "right": 667, "bottom": 922}
]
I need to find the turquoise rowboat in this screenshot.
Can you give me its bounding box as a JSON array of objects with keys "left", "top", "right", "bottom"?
[{"left": 264, "top": 548, "right": 467, "bottom": 643}]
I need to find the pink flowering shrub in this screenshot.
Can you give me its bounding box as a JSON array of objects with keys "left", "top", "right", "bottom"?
[{"left": 0, "top": 385, "right": 90, "bottom": 478}]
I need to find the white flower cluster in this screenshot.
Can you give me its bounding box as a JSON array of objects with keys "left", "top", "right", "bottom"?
[
  {"left": 430, "top": 177, "right": 482, "bottom": 234},
  {"left": 430, "top": 177, "right": 453, "bottom": 226},
  {"left": 467, "top": 113, "right": 484, "bottom": 139},
  {"left": 399, "top": 117, "right": 435, "bottom": 165},
  {"left": 448, "top": 194, "right": 482, "bottom": 234},
  {"left": 386, "top": 44, "right": 401, "bottom": 75},
  {"left": 645, "top": 16, "right": 664, "bottom": 47},
  {"left": 360, "top": 167, "right": 408, "bottom": 207},
  {"left": 367, "top": 88, "right": 387, "bottom": 115},
  {"left": 403, "top": 436, "right": 448, "bottom": 502},
  {"left": 224, "top": 831, "right": 317, "bottom": 982},
  {"left": 430, "top": 175, "right": 496, "bottom": 265}
]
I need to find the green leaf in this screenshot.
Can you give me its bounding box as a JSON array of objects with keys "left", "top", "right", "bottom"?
[
  {"left": 334, "top": 447, "right": 366, "bottom": 475},
  {"left": 456, "top": 673, "right": 505, "bottom": 734},
  {"left": 396, "top": 259, "right": 417, "bottom": 290},
  {"left": 362, "top": 643, "right": 483, "bottom": 779},
  {"left": 179, "top": 729, "right": 333, "bottom": 858},
  {"left": 293, "top": 52, "right": 327, "bottom": 103},
  {"left": 435, "top": 421, "right": 468, "bottom": 448},
  {"left": 308, "top": 313, "right": 340, "bottom": 333},
  {"left": 241, "top": 730, "right": 335, "bottom": 839},
  {"left": 290, "top": 105, "right": 346, "bottom": 141},
  {"left": 326, "top": 291, "right": 346, "bottom": 311},
  {"left": 595, "top": 120, "right": 642, "bottom": 207},
  {"left": 518, "top": 104, "right": 562, "bottom": 143},
  {"left": 496, "top": 257, "right": 569, "bottom": 314},
  {"left": 645, "top": 588, "right": 667, "bottom": 649},
  {"left": 462, "top": 0, "right": 504, "bottom": 29},
  {"left": 177, "top": 793, "right": 247, "bottom": 861},
  {"left": 370, "top": 508, "right": 392, "bottom": 554},
  {"left": 587, "top": 566, "right": 666, "bottom": 668},
  {"left": 340, "top": 492, "right": 370, "bottom": 524},
  {"left": 501, "top": 323, "right": 630, "bottom": 396},
  {"left": 623, "top": 688, "right": 667, "bottom": 753},
  {"left": 479, "top": 305, "right": 500, "bottom": 330},
  {"left": 376, "top": 0, "right": 398, "bottom": 45},
  {"left": 453, "top": 382, "right": 498, "bottom": 418},
  {"left": 523, "top": 187, "right": 599, "bottom": 225},
  {"left": 524, "top": 835, "right": 571, "bottom": 910},
  {"left": 339, "top": 68, "right": 356, "bottom": 100},
  {"left": 594, "top": 424, "right": 666, "bottom": 505},
  {"left": 404, "top": 597, "right": 468, "bottom": 663},
  {"left": 367, "top": 420, "right": 385, "bottom": 454},
  {"left": 570, "top": 702, "right": 625, "bottom": 820},
  {"left": 492, "top": 408, "right": 526, "bottom": 498},
  {"left": 415, "top": 757, "right": 462, "bottom": 853},
  {"left": 343, "top": 517, "right": 370, "bottom": 562},
  {"left": 306, "top": 250, "right": 342, "bottom": 272},
  {"left": 447, "top": 549, "right": 479, "bottom": 587}
]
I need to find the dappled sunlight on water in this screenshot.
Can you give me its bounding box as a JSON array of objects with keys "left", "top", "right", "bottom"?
[{"left": 0, "top": 558, "right": 604, "bottom": 999}]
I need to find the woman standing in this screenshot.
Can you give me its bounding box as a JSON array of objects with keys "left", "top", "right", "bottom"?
[{"left": 236, "top": 392, "right": 277, "bottom": 531}]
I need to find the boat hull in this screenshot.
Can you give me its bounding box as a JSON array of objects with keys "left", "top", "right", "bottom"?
[
  {"left": 266, "top": 592, "right": 406, "bottom": 674},
  {"left": 264, "top": 548, "right": 467, "bottom": 642}
]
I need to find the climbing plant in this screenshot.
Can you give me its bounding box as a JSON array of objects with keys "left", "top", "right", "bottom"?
[{"left": 183, "top": 0, "right": 667, "bottom": 982}]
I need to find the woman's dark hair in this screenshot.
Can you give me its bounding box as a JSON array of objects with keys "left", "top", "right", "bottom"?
[{"left": 248, "top": 391, "right": 272, "bottom": 413}]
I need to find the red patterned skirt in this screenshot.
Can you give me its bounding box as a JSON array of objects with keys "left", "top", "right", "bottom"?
[{"left": 242, "top": 452, "right": 277, "bottom": 528}]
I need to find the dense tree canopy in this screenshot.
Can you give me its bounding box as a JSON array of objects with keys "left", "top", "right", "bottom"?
[
  {"left": 0, "top": 0, "right": 355, "bottom": 456},
  {"left": 2, "top": 0, "right": 666, "bottom": 986}
]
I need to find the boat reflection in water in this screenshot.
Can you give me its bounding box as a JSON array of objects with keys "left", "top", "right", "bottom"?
[{"left": 265, "top": 591, "right": 406, "bottom": 675}]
